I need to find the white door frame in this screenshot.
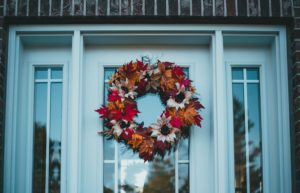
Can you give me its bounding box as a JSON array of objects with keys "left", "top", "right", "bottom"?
[{"left": 4, "top": 24, "right": 291, "bottom": 193}]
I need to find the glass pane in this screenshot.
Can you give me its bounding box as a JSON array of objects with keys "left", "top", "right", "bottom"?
[
  {"left": 104, "top": 164, "right": 115, "bottom": 193},
  {"left": 232, "top": 68, "right": 243, "bottom": 80},
  {"left": 232, "top": 83, "right": 247, "bottom": 193},
  {"left": 104, "top": 84, "right": 110, "bottom": 105},
  {"left": 178, "top": 164, "right": 189, "bottom": 193},
  {"left": 104, "top": 139, "right": 115, "bottom": 160},
  {"left": 33, "top": 83, "right": 48, "bottom": 193},
  {"left": 51, "top": 68, "right": 63, "bottom": 79},
  {"left": 247, "top": 68, "right": 259, "bottom": 80},
  {"left": 135, "top": 93, "right": 165, "bottom": 126},
  {"left": 104, "top": 68, "right": 116, "bottom": 81},
  {"left": 49, "top": 83, "right": 62, "bottom": 193},
  {"left": 247, "top": 83, "right": 263, "bottom": 192},
  {"left": 179, "top": 138, "right": 189, "bottom": 160},
  {"left": 35, "top": 67, "right": 48, "bottom": 79},
  {"left": 118, "top": 152, "right": 175, "bottom": 193}
]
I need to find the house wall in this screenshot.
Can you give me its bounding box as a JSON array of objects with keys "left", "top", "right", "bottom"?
[{"left": 0, "top": 0, "right": 297, "bottom": 193}]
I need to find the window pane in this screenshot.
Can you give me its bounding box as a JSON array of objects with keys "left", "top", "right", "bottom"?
[
  {"left": 118, "top": 153, "right": 175, "bottom": 193},
  {"left": 179, "top": 163, "right": 189, "bottom": 193},
  {"left": 232, "top": 68, "right": 243, "bottom": 80},
  {"left": 104, "top": 164, "right": 115, "bottom": 193},
  {"left": 247, "top": 68, "right": 259, "bottom": 80},
  {"left": 247, "top": 83, "right": 263, "bottom": 192},
  {"left": 104, "top": 139, "right": 115, "bottom": 160},
  {"left": 179, "top": 138, "right": 189, "bottom": 160},
  {"left": 232, "top": 83, "right": 247, "bottom": 193},
  {"left": 51, "top": 68, "right": 63, "bottom": 79},
  {"left": 33, "top": 83, "right": 48, "bottom": 193},
  {"left": 49, "top": 82, "right": 62, "bottom": 193},
  {"left": 35, "top": 67, "right": 48, "bottom": 79},
  {"left": 104, "top": 68, "right": 116, "bottom": 81}
]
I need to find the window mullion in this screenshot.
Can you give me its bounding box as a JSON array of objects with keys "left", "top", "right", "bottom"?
[
  {"left": 45, "top": 68, "right": 51, "bottom": 193},
  {"left": 175, "top": 149, "right": 179, "bottom": 193},
  {"left": 243, "top": 68, "right": 250, "bottom": 193},
  {"left": 115, "top": 142, "right": 118, "bottom": 193}
]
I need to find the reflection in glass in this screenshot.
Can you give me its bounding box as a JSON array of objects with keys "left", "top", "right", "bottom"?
[
  {"left": 104, "top": 164, "right": 115, "bottom": 193},
  {"left": 49, "top": 82, "right": 62, "bottom": 193},
  {"left": 51, "top": 68, "right": 63, "bottom": 79},
  {"left": 33, "top": 67, "right": 63, "bottom": 193},
  {"left": 232, "top": 68, "right": 243, "bottom": 80},
  {"left": 232, "top": 67, "right": 263, "bottom": 193},
  {"left": 246, "top": 69, "right": 259, "bottom": 80},
  {"left": 35, "top": 68, "right": 48, "bottom": 79},
  {"left": 179, "top": 164, "right": 189, "bottom": 193},
  {"left": 179, "top": 138, "right": 189, "bottom": 160},
  {"left": 119, "top": 152, "right": 175, "bottom": 193},
  {"left": 247, "top": 84, "right": 262, "bottom": 193},
  {"left": 33, "top": 83, "right": 47, "bottom": 193}
]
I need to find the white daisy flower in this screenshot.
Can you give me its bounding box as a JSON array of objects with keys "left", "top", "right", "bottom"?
[
  {"left": 110, "top": 120, "right": 136, "bottom": 137},
  {"left": 167, "top": 83, "right": 192, "bottom": 109},
  {"left": 151, "top": 114, "right": 178, "bottom": 143},
  {"left": 111, "top": 79, "right": 138, "bottom": 100}
]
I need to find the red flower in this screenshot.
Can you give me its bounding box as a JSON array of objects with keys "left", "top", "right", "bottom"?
[
  {"left": 121, "top": 128, "right": 135, "bottom": 141},
  {"left": 170, "top": 116, "right": 182, "bottom": 128},
  {"left": 95, "top": 106, "right": 109, "bottom": 119},
  {"left": 172, "top": 66, "right": 184, "bottom": 77},
  {"left": 108, "top": 89, "right": 121, "bottom": 102}
]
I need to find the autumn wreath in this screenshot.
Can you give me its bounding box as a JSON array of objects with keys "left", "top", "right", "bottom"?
[{"left": 96, "top": 60, "right": 204, "bottom": 161}]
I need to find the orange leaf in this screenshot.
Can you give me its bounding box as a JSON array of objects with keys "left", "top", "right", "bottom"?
[{"left": 128, "top": 134, "right": 144, "bottom": 149}]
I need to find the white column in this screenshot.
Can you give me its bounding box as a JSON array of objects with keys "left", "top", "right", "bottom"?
[
  {"left": 213, "top": 30, "right": 229, "bottom": 193},
  {"left": 67, "top": 30, "right": 82, "bottom": 193}
]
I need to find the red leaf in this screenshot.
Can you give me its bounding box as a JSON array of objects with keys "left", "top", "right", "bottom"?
[
  {"left": 194, "top": 114, "right": 203, "bottom": 127},
  {"left": 110, "top": 109, "right": 123, "bottom": 120},
  {"left": 172, "top": 66, "right": 184, "bottom": 77},
  {"left": 170, "top": 116, "right": 182, "bottom": 128},
  {"left": 179, "top": 78, "right": 192, "bottom": 88},
  {"left": 108, "top": 89, "right": 121, "bottom": 102},
  {"left": 95, "top": 106, "right": 109, "bottom": 118},
  {"left": 123, "top": 106, "right": 139, "bottom": 122}
]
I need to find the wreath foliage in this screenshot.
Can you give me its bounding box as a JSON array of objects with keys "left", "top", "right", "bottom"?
[{"left": 96, "top": 60, "right": 204, "bottom": 161}]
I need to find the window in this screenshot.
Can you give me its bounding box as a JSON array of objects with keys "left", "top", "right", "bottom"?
[
  {"left": 103, "top": 67, "right": 190, "bottom": 193},
  {"left": 33, "top": 67, "right": 63, "bottom": 193},
  {"left": 231, "top": 67, "right": 263, "bottom": 193}
]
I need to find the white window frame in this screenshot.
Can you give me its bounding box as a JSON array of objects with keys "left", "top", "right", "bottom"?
[{"left": 4, "top": 25, "right": 291, "bottom": 193}]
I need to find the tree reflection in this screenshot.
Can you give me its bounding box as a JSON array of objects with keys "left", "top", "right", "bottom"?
[
  {"left": 32, "top": 122, "right": 62, "bottom": 193},
  {"left": 233, "top": 97, "right": 262, "bottom": 193},
  {"left": 33, "top": 122, "right": 46, "bottom": 193},
  {"left": 143, "top": 158, "right": 175, "bottom": 193}
]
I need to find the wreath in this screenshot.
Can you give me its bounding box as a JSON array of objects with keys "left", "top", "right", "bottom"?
[{"left": 96, "top": 60, "right": 204, "bottom": 161}]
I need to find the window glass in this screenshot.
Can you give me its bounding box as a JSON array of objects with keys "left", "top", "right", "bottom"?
[
  {"left": 232, "top": 68, "right": 243, "bottom": 80},
  {"left": 33, "top": 67, "right": 63, "bottom": 193},
  {"left": 35, "top": 68, "right": 48, "bottom": 79},
  {"left": 231, "top": 67, "right": 263, "bottom": 193}
]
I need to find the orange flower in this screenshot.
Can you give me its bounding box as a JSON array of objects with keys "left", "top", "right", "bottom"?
[{"left": 128, "top": 134, "right": 143, "bottom": 149}]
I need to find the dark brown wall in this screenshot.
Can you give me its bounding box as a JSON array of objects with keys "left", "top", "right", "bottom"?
[{"left": 0, "top": 0, "right": 297, "bottom": 193}]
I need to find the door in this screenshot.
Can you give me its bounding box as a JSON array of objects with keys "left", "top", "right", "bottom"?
[{"left": 82, "top": 44, "right": 213, "bottom": 193}]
